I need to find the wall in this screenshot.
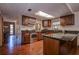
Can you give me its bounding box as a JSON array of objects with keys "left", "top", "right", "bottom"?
[
  {"left": 0, "top": 16, "right": 3, "bottom": 46},
  {"left": 15, "top": 16, "right": 22, "bottom": 44}
]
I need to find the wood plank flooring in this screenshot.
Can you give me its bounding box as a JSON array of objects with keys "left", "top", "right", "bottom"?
[
  {"left": 0, "top": 40, "right": 43, "bottom": 55},
  {"left": 0, "top": 35, "right": 79, "bottom": 55}
]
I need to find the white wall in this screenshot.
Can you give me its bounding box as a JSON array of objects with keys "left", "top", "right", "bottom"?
[{"left": 15, "top": 16, "right": 22, "bottom": 44}]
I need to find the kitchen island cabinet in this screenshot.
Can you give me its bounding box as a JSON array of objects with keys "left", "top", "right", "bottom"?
[
  {"left": 43, "top": 37, "right": 59, "bottom": 55},
  {"left": 43, "top": 33, "right": 77, "bottom": 55}
]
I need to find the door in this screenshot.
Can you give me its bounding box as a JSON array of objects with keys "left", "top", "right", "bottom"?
[{"left": 3, "top": 22, "right": 15, "bottom": 44}]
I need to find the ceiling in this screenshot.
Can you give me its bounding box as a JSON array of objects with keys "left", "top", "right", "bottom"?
[{"left": 0, "top": 3, "right": 79, "bottom": 20}]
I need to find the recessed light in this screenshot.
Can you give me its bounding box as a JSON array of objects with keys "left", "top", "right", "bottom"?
[{"left": 28, "top": 9, "right": 32, "bottom": 11}]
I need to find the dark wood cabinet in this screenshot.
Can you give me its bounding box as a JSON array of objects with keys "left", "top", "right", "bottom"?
[
  {"left": 42, "top": 20, "right": 51, "bottom": 27},
  {"left": 22, "top": 15, "right": 36, "bottom": 26},
  {"left": 22, "top": 31, "right": 43, "bottom": 44},
  {"left": 43, "top": 37, "right": 59, "bottom": 55},
  {"left": 60, "top": 14, "right": 74, "bottom": 26},
  {"left": 36, "top": 32, "right": 43, "bottom": 41},
  {"left": 22, "top": 31, "right": 30, "bottom": 44},
  {"left": 43, "top": 36, "right": 77, "bottom": 55}
]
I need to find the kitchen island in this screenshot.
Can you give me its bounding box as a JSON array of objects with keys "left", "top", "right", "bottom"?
[{"left": 43, "top": 33, "right": 77, "bottom": 55}]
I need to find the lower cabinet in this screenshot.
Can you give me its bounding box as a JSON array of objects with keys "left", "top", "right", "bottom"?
[
  {"left": 22, "top": 31, "right": 30, "bottom": 44},
  {"left": 22, "top": 32, "right": 43, "bottom": 44},
  {"left": 43, "top": 36, "right": 77, "bottom": 55},
  {"left": 43, "top": 37, "right": 59, "bottom": 55},
  {"left": 36, "top": 32, "right": 43, "bottom": 41}
]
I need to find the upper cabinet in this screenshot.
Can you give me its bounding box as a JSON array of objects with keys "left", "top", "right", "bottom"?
[
  {"left": 60, "top": 14, "right": 74, "bottom": 26},
  {"left": 42, "top": 20, "right": 51, "bottom": 27},
  {"left": 22, "top": 15, "right": 36, "bottom": 27}
]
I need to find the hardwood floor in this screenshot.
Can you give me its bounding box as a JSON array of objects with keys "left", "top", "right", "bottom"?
[
  {"left": 0, "top": 35, "right": 79, "bottom": 55},
  {"left": 0, "top": 37, "right": 43, "bottom": 55}
]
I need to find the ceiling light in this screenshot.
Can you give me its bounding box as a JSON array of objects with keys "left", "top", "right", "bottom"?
[
  {"left": 35, "top": 11, "right": 54, "bottom": 18},
  {"left": 28, "top": 9, "right": 32, "bottom": 11}
]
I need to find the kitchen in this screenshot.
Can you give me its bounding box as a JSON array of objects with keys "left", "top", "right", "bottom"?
[{"left": 0, "top": 3, "right": 79, "bottom": 55}]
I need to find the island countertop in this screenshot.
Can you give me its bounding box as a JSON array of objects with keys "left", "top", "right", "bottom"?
[{"left": 43, "top": 33, "right": 78, "bottom": 41}]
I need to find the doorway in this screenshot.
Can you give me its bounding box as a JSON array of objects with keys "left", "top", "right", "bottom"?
[{"left": 3, "top": 22, "right": 15, "bottom": 44}]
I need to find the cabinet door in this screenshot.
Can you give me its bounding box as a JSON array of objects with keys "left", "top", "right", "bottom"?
[
  {"left": 22, "top": 32, "right": 30, "bottom": 44},
  {"left": 0, "top": 16, "right": 3, "bottom": 46},
  {"left": 66, "top": 14, "right": 74, "bottom": 25},
  {"left": 22, "top": 15, "right": 36, "bottom": 26},
  {"left": 42, "top": 20, "right": 51, "bottom": 27},
  {"left": 37, "top": 32, "right": 43, "bottom": 41},
  {"left": 60, "top": 16, "right": 66, "bottom": 26},
  {"left": 43, "top": 37, "right": 59, "bottom": 55},
  {"left": 60, "top": 14, "right": 74, "bottom": 26}
]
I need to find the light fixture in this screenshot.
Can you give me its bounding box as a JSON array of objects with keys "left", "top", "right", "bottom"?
[
  {"left": 35, "top": 11, "right": 54, "bottom": 18},
  {"left": 28, "top": 9, "right": 32, "bottom": 11}
]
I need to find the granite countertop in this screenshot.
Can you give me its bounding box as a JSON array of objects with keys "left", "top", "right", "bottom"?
[
  {"left": 21, "top": 30, "right": 36, "bottom": 33},
  {"left": 43, "top": 33, "right": 78, "bottom": 41}
]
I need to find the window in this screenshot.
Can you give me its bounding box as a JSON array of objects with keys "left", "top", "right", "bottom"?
[
  {"left": 10, "top": 24, "right": 14, "bottom": 35},
  {"left": 52, "top": 21, "right": 60, "bottom": 30}
]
